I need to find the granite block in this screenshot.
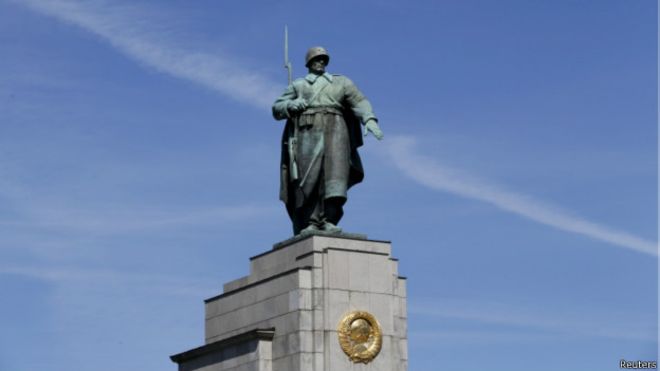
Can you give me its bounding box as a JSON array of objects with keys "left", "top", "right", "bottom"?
[
  {"left": 347, "top": 252, "right": 371, "bottom": 292},
  {"left": 327, "top": 249, "right": 349, "bottom": 289},
  {"left": 178, "top": 235, "right": 407, "bottom": 371}
]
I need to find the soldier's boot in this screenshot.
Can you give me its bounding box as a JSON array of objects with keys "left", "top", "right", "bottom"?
[
  {"left": 321, "top": 222, "right": 342, "bottom": 234},
  {"left": 300, "top": 223, "right": 321, "bottom": 236}
]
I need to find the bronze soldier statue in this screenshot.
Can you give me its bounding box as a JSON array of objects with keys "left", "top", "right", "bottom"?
[{"left": 273, "top": 46, "right": 384, "bottom": 236}]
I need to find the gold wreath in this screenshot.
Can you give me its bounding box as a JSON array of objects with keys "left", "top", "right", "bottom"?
[{"left": 337, "top": 310, "right": 382, "bottom": 364}]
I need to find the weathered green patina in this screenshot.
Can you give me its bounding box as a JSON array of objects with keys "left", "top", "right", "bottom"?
[{"left": 272, "top": 47, "right": 383, "bottom": 236}]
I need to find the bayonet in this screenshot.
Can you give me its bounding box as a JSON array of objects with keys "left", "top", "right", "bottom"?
[{"left": 284, "top": 25, "right": 292, "bottom": 85}]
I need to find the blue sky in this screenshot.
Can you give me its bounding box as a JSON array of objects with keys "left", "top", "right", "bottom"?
[{"left": 0, "top": 0, "right": 657, "bottom": 370}]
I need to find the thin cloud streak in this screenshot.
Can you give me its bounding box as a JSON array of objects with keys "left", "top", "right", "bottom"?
[
  {"left": 386, "top": 136, "right": 657, "bottom": 256},
  {"left": 0, "top": 203, "right": 279, "bottom": 236},
  {"left": 15, "top": 0, "right": 281, "bottom": 109},
  {"left": 410, "top": 299, "right": 657, "bottom": 342},
  {"left": 409, "top": 329, "right": 574, "bottom": 345},
  {"left": 0, "top": 161, "right": 279, "bottom": 237},
  {"left": 0, "top": 264, "right": 217, "bottom": 298},
  {"left": 11, "top": 1, "right": 656, "bottom": 256}
]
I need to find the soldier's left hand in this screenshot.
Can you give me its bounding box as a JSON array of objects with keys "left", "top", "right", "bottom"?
[
  {"left": 364, "top": 120, "right": 384, "bottom": 140},
  {"left": 288, "top": 98, "right": 308, "bottom": 113}
]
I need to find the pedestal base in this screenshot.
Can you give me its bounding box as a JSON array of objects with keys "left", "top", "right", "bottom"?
[{"left": 171, "top": 234, "right": 408, "bottom": 371}]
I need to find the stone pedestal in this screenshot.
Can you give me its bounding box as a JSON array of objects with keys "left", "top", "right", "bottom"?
[{"left": 171, "top": 234, "right": 408, "bottom": 371}]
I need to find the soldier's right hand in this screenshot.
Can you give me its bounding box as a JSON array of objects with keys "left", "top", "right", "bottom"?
[
  {"left": 364, "top": 120, "right": 384, "bottom": 140},
  {"left": 288, "top": 98, "right": 308, "bottom": 113}
]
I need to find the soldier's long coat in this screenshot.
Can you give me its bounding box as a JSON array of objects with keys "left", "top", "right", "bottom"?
[{"left": 272, "top": 72, "right": 377, "bottom": 230}]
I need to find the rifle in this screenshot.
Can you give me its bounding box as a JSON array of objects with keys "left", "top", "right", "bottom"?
[{"left": 284, "top": 25, "right": 299, "bottom": 181}]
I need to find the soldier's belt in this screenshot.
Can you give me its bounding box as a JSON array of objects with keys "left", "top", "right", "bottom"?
[{"left": 300, "top": 107, "right": 342, "bottom": 115}]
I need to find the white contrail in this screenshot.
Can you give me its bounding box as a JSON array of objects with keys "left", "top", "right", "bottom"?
[
  {"left": 386, "top": 136, "right": 657, "bottom": 256},
  {"left": 15, "top": 0, "right": 281, "bottom": 109},
  {"left": 14, "top": 1, "right": 656, "bottom": 256}
]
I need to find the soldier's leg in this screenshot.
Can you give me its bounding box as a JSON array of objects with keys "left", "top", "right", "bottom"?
[
  {"left": 321, "top": 115, "right": 349, "bottom": 232},
  {"left": 309, "top": 175, "right": 325, "bottom": 227},
  {"left": 296, "top": 115, "right": 325, "bottom": 235},
  {"left": 324, "top": 196, "right": 346, "bottom": 226},
  {"left": 286, "top": 202, "right": 303, "bottom": 235},
  {"left": 299, "top": 181, "right": 324, "bottom": 235},
  {"left": 313, "top": 170, "right": 343, "bottom": 230}
]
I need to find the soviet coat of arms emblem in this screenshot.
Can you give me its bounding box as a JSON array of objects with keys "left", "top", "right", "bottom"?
[{"left": 337, "top": 310, "right": 383, "bottom": 363}]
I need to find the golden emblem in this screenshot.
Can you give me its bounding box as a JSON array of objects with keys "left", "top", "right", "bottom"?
[{"left": 337, "top": 310, "right": 382, "bottom": 364}]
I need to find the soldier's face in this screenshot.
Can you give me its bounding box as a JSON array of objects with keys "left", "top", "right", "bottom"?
[{"left": 308, "top": 57, "right": 326, "bottom": 75}]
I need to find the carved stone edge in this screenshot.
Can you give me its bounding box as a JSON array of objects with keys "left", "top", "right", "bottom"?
[
  {"left": 170, "top": 328, "right": 275, "bottom": 364},
  {"left": 271, "top": 231, "right": 369, "bottom": 251}
]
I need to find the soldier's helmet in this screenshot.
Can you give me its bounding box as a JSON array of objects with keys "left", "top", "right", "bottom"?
[{"left": 305, "top": 46, "right": 330, "bottom": 67}]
